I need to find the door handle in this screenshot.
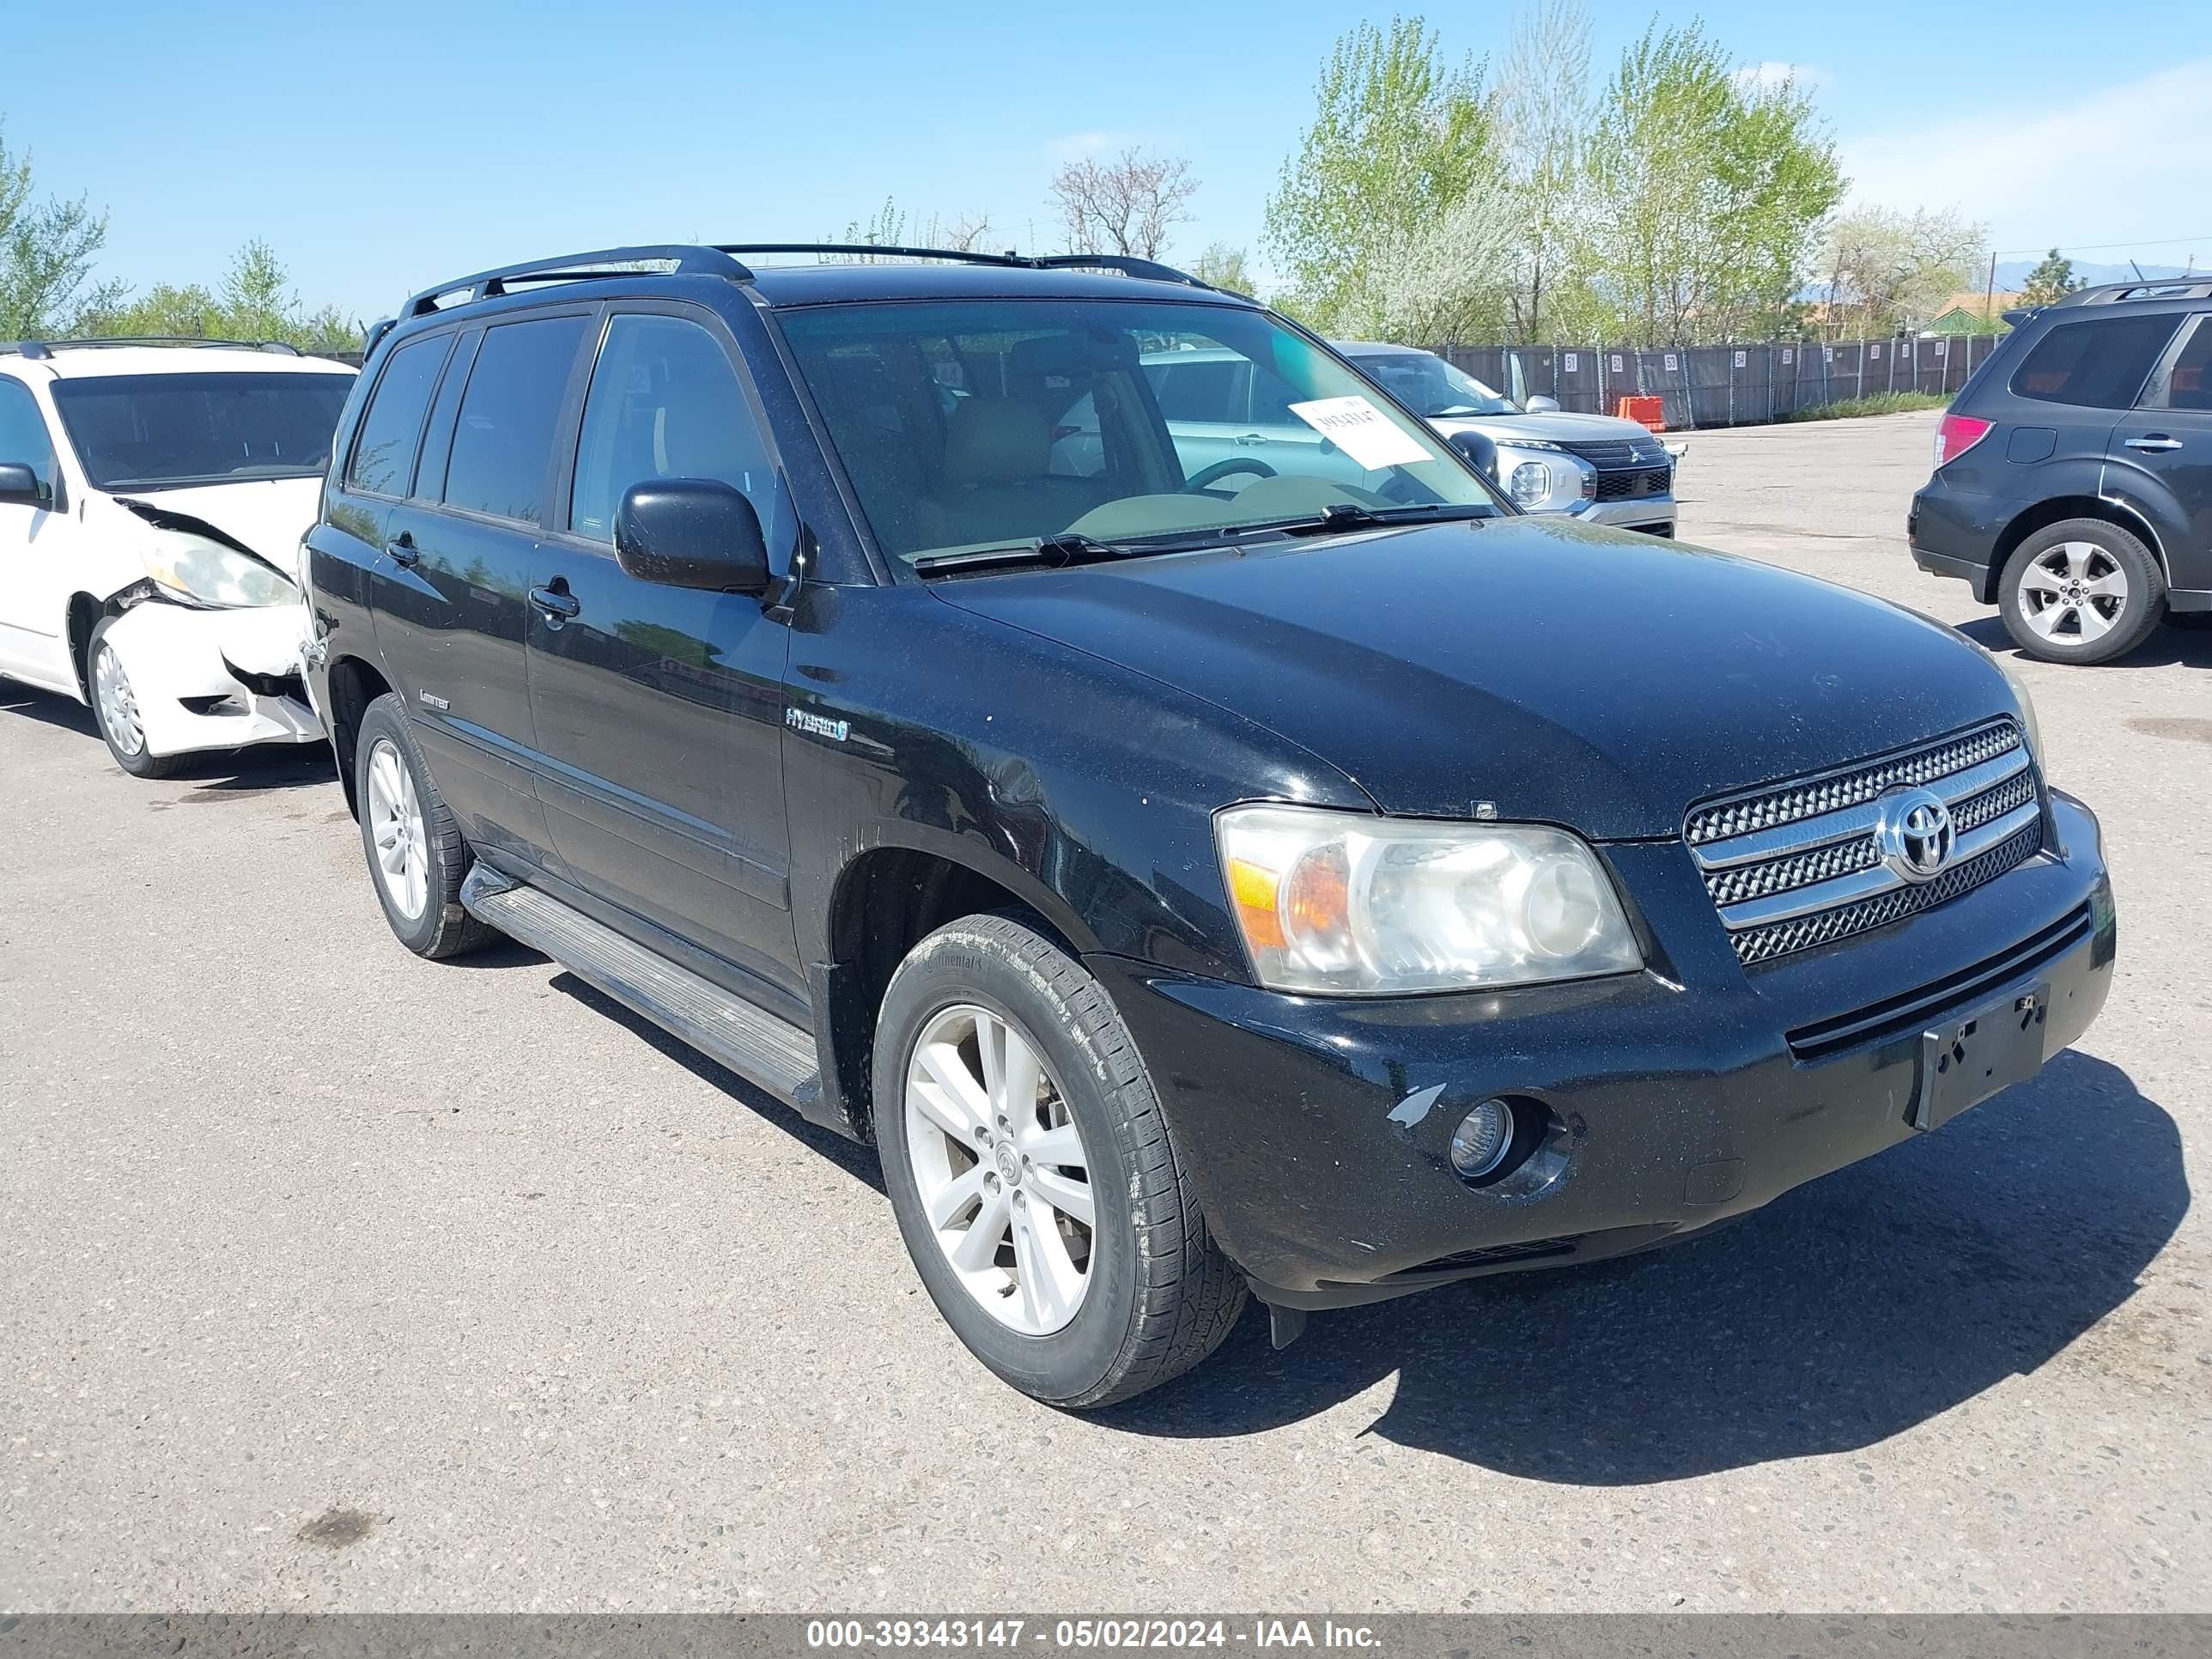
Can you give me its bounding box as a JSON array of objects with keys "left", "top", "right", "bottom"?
[
  {"left": 529, "top": 582, "right": 580, "bottom": 622},
  {"left": 385, "top": 533, "right": 419, "bottom": 568},
  {"left": 2124, "top": 434, "right": 2183, "bottom": 452},
  {"left": 1235, "top": 433, "right": 1271, "bottom": 447}
]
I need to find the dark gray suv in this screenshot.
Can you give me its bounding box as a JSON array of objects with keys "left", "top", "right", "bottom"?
[{"left": 1910, "top": 279, "right": 2212, "bottom": 664}]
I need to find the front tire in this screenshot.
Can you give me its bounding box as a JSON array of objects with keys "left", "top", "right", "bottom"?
[
  {"left": 87, "top": 616, "right": 187, "bottom": 779},
  {"left": 354, "top": 692, "right": 492, "bottom": 958},
  {"left": 874, "top": 914, "right": 1246, "bottom": 1408},
  {"left": 1998, "top": 519, "right": 2165, "bottom": 664}
]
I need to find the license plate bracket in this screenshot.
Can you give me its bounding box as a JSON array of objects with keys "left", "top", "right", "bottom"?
[{"left": 1910, "top": 981, "right": 2051, "bottom": 1133}]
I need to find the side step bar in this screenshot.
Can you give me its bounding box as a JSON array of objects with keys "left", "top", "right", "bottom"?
[{"left": 460, "top": 865, "right": 821, "bottom": 1109}]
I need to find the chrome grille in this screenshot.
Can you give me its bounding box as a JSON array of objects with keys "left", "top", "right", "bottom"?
[
  {"left": 1686, "top": 720, "right": 2023, "bottom": 847},
  {"left": 1686, "top": 720, "right": 2043, "bottom": 965}
]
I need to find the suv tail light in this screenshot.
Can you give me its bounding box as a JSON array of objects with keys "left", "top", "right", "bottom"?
[{"left": 1935, "top": 412, "right": 1994, "bottom": 468}]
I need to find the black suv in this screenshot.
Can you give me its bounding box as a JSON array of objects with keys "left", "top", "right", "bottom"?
[
  {"left": 1911, "top": 279, "right": 2212, "bottom": 663},
  {"left": 305, "top": 244, "right": 2115, "bottom": 1407}
]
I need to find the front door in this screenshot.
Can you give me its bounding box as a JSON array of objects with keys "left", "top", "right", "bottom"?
[
  {"left": 526, "top": 307, "right": 799, "bottom": 996},
  {"left": 0, "top": 374, "right": 71, "bottom": 689}
]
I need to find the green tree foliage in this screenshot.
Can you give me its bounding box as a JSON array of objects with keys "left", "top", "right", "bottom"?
[
  {"left": 1263, "top": 17, "right": 1495, "bottom": 334},
  {"left": 0, "top": 122, "right": 125, "bottom": 337},
  {"left": 1188, "top": 242, "right": 1254, "bottom": 294},
  {"left": 1815, "top": 205, "right": 1987, "bottom": 337},
  {"left": 2019, "top": 248, "right": 2080, "bottom": 309},
  {"left": 1582, "top": 25, "right": 1844, "bottom": 346},
  {"left": 78, "top": 240, "right": 361, "bottom": 355}
]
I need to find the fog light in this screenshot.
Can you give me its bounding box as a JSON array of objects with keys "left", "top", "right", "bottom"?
[{"left": 1449, "top": 1099, "right": 1514, "bottom": 1179}]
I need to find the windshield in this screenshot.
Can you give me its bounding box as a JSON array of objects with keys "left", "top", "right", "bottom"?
[
  {"left": 778, "top": 300, "right": 1504, "bottom": 568},
  {"left": 51, "top": 371, "right": 356, "bottom": 490},
  {"left": 1343, "top": 349, "right": 1520, "bottom": 418}
]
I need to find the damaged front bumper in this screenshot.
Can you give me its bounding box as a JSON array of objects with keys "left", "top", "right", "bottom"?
[{"left": 103, "top": 599, "right": 322, "bottom": 757}]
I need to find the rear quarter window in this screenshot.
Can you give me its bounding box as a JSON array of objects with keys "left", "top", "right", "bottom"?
[
  {"left": 347, "top": 334, "right": 453, "bottom": 496},
  {"left": 2009, "top": 314, "right": 2182, "bottom": 410}
]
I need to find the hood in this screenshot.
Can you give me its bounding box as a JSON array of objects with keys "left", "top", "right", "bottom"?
[
  {"left": 108, "top": 477, "right": 325, "bottom": 579},
  {"left": 933, "top": 516, "right": 2014, "bottom": 839},
  {"left": 1429, "top": 410, "right": 1661, "bottom": 447}
]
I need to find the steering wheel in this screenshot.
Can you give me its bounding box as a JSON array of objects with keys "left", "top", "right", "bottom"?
[{"left": 1184, "top": 457, "right": 1277, "bottom": 493}]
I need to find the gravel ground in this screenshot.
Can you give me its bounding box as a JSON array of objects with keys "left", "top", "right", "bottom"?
[{"left": 3, "top": 410, "right": 2207, "bottom": 1613}]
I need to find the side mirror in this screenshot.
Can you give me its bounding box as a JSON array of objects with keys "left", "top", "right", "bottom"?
[
  {"left": 0, "top": 462, "right": 46, "bottom": 507},
  {"left": 1447, "top": 428, "right": 1498, "bottom": 477},
  {"left": 614, "top": 478, "right": 770, "bottom": 595},
  {"left": 1523, "top": 395, "right": 1561, "bottom": 414}
]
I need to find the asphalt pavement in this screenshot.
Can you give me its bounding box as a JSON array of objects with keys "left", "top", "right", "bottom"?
[{"left": 3, "top": 410, "right": 2207, "bottom": 1612}]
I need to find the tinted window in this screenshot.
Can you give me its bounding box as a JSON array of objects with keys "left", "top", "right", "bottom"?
[
  {"left": 52, "top": 372, "right": 355, "bottom": 491},
  {"left": 2152, "top": 315, "right": 2212, "bottom": 412},
  {"left": 0, "top": 377, "right": 57, "bottom": 502},
  {"left": 1147, "top": 359, "right": 1243, "bottom": 422},
  {"left": 347, "top": 336, "right": 450, "bottom": 496},
  {"left": 2010, "top": 315, "right": 2180, "bottom": 410},
  {"left": 442, "top": 315, "right": 589, "bottom": 524},
  {"left": 569, "top": 315, "right": 778, "bottom": 544}
]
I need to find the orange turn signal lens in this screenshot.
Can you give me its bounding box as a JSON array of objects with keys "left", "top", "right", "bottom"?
[{"left": 1226, "top": 856, "right": 1286, "bottom": 949}]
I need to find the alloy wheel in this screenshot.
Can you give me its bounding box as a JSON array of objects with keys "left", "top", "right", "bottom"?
[
  {"left": 365, "top": 738, "right": 429, "bottom": 921},
  {"left": 2020, "top": 541, "right": 2129, "bottom": 645},
  {"left": 902, "top": 1003, "right": 1096, "bottom": 1336},
  {"left": 93, "top": 643, "right": 146, "bottom": 758}
]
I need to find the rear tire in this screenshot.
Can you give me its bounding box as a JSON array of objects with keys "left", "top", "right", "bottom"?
[
  {"left": 354, "top": 692, "right": 493, "bottom": 959},
  {"left": 1998, "top": 519, "right": 2165, "bottom": 665},
  {"left": 874, "top": 914, "right": 1246, "bottom": 1408},
  {"left": 87, "top": 616, "right": 188, "bottom": 779}
]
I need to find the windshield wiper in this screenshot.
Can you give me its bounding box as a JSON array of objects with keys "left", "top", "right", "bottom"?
[
  {"left": 1236, "top": 501, "right": 1494, "bottom": 539},
  {"left": 914, "top": 528, "right": 1235, "bottom": 575}
]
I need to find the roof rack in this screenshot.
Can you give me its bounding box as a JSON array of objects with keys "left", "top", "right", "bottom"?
[
  {"left": 401, "top": 245, "right": 758, "bottom": 319},
  {"left": 2051, "top": 279, "right": 2212, "bottom": 307},
  {"left": 394, "top": 242, "right": 1220, "bottom": 327},
  {"left": 0, "top": 336, "right": 302, "bottom": 359}
]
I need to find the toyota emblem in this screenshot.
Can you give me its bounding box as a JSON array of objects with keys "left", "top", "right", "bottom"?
[{"left": 1875, "top": 787, "right": 1956, "bottom": 882}]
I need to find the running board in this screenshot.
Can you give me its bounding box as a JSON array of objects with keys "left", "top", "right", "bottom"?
[{"left": 460, "top": 865, "right": 821, "bottom": 1109}]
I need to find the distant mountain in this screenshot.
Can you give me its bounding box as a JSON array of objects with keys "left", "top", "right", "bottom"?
[{"left": 1991, "top": 259, "right": 2197, "bottom": 289}]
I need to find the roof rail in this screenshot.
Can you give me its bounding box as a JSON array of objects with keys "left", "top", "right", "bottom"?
[
  {"left": 1, "top": 336, "right": 301, "bottom": 358},
  {"left": 2052, "top": 279, "right": 2212, "bottom": 307},
  {"left": 1029, "top": 253, "right": 1212, "bottom": 289},
  {"left": 391, "top": 240, "right": 1224, "bottom": 330},
  {"left": 400, "top": 245, "right": 757, "bottom": 319}
]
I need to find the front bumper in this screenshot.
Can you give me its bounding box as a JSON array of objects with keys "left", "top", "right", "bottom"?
[
  {"left": 1091, "top": 793, "right": 2113, "bottom": 1309},
  {"left": 103, "top": 600, "right": 322, "bottom": 757},
  {"left": 1565, "top": 496, "right": 1678, "bottom": 535}
]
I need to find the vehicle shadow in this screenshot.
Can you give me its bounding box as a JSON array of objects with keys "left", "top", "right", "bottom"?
[
  {"left": 548, "top": 972, "right": 887, "bottom": 1194},
  {"left": 0, "top": 681, "right": 100, "bottom": 737},
  {"left": 1104, "top": 1050, "right": 2186, "bottom": 1482},
  {"left": 1958, "top": 613, "right": 2212, "bottom": 668},
  {"left": 1, "top": 680, "right": 336, "bottom": 793}
]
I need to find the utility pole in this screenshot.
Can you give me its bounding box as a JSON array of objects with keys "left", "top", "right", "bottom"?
[{"left": 1983, "top": 252, "right": 1996, "bottom": 330}]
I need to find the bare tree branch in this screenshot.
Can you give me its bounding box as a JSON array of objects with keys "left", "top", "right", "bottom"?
[{"left": 1048, "top": 148, "right": 1199, "bottom": 259}]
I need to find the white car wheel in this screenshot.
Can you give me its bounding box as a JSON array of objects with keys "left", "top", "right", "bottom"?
[{"left": 364, "top": 736, "right": 429, "bottom": 922}]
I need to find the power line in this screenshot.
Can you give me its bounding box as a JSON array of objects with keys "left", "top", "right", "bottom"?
[{"left": 1990, "top": 233, "right": 2211, "bottom": 257}]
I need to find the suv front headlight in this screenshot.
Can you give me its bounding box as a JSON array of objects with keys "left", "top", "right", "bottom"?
[
  {"left": 142, "top": 529, "right": 299, "bottom": 609},
  {"left": 1216, "top": 803, "right": 1643, "bottom": 995}
]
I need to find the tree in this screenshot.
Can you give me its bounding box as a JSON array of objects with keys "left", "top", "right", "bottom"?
[
  {"left": 79, "top": 240, "right": 360, "bottom": 355},
  {"left": 1582, "top": 24, "right": 1844, "bottom": 345},
  {"left": 2019, "top": 247, "right": 2080, "bottom": 309},
  {"left": 1188, "top": 242, "right": 1254, "bottom": 293},
  {"left": 1048, "top": 148, "right": 1198, "bottom": 259},
  {"left": 1496, "top": 0, "right": 1593, "bottom": 343},
  {"left": 1264, "top": 17, "right": 1495, "bottom": 335},
  {"left": 0, "top": 123, "right": 125, "bottom": 337},
  {"left": 1817, "top": 205, "right": 1987, "bottom": 337}
]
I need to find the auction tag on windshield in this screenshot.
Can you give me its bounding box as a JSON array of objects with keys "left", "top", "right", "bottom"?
[{"left": 1285, "top": 397, "right": 1431, "bottom": 471}]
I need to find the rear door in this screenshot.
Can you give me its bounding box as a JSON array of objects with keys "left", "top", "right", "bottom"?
[
  {"left": 526, "top": 305, "right": 800, "bottom": 994},
  {"left": 2110, "top": 311, "right": 2212, "bottom": 595},
  {"left": 375, "top": 310, "right": 592, "bottom": 861},
  {"left": 1143, "top": 355, "right": 1253, "bottom": 483}
]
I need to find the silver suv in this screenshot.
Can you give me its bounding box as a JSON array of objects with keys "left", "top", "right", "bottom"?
[{"left": 1332, "top": 342, "right": 1678, "bottom": 536}]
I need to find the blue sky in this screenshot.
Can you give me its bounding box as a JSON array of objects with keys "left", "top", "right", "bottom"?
[{"left": 9, "top": 0, "right": 2209, "bottom": 324}]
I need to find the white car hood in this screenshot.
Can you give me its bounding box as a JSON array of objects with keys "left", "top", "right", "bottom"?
[{"left": 110, "top": 476, "right": 325, "bottom": 579}]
